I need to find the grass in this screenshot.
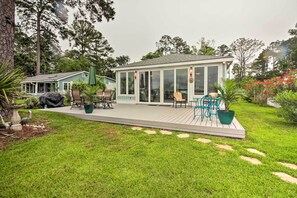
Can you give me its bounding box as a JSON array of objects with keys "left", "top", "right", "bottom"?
[{"left": 0, "top": 101, "right": 297, "bottom": 197}]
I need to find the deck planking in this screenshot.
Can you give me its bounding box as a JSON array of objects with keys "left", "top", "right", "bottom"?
[{"left": 44, "top": 104, "right": 245, "bottom": 139}]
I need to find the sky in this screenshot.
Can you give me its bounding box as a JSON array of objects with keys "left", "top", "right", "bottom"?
[{"left": 61, "top": 0, "right": 297, "bottom": 62}]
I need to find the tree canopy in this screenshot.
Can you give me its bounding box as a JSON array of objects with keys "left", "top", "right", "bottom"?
[
  {"left": 230, "top": 38, "right": 264, "bottom": 80},
  {"left": 16, "top": 0, "right": 115, "bottom": 75}
]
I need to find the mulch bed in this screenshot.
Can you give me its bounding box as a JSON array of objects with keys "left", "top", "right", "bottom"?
[{"left": 0, "top": 124, "right": 51, "bottom": 150}]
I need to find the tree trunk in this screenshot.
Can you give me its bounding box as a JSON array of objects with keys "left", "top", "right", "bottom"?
[
  {"left": 36, "top": 12, "right": 41, "bottom": 75},
  {"left": 0, "top": 0, "right": 15, "bottom": 67}
]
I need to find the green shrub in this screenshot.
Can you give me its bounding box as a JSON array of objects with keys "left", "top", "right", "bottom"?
[
  {"left": 275, "top": 91, "right": 297, "bottom": 123},
  {"left": 63, "top": 91, "right": 71, "bottom": 106},
  {"left": 72, "top": 80, "right": 88, "bottom": 92},
  {"left": 25, "top": 97, "right": 40, "bottom": 109}
]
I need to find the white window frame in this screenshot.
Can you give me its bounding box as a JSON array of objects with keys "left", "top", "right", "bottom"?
[
  {"left": 119, "top": 71, "right": 135, "bottom": 96},
  {"left": 193, "top": 65, "right": 205, "bottom": 96},
  {"left": 63, "top": 82, "right": 71, "bottom": 92}
]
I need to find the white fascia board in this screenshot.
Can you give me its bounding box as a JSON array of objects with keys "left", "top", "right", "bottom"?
[
  {"left": 22, "top": 80, "right": 57, "bottom": 83},
  {"left": 111, "top": 58, "right": 233, "bottom": 72},
  {"left": 57, "top": 71, "right": 88, "bottom": 81}
]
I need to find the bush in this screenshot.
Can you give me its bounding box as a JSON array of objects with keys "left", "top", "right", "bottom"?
[
  {"left": 63, "top": 91, "right": 71, "bottom": 106},
  {"left": 72, "top": 80, "right": 88, "bottom": 92},
  {"left": 275, "top": 91, "right": 297, "bottom": 123},
  {"left": 25, "top": 97, "right": 40, "bottom": 109}
]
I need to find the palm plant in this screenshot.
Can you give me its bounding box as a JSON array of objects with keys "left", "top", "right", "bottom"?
[
  {"left": 0, "top": 64, "right": 25, "bottom": 110},
  {"left": 83, "top": 85, "right": 99, "bottom": 105},
  {"left": 214, "top": 79, "right": 240, "bottom": 111}
]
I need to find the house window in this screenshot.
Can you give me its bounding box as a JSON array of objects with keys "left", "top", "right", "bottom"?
[
  {"left": 120, "top": 72, "right": 134, "bottom": 95},
  {"left": 26, "top": 83, "right": 35, "bottom": 93},
  {"left": 63, "top": 82, "right": 71, "bottom": 91},
  {"left": 128, "top": 72, "right": 134, "bottom": 94},
  {"left": 120, "top": 72, "right": 126, "bottom": 94},
  {"left": 194, "top": 67, "right": 204, "bottom": 95},
  {"left": 208, "top": 66, "right": 218, "bottom": 92},
  {"left": 38, "top": 83, "right": 45, "bottom": 93}
]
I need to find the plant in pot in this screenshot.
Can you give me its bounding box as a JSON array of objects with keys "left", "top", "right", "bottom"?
[
  {"left": 82, "top": 85, "right": 98, "bottom": 114},
  {"left": 214, "top": 80, "right": 240, "bottom": 124}
]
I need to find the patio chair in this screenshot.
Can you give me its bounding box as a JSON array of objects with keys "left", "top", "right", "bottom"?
[
  {"left": 70, "top": 89, "right": 83, "bottom": 109},
  {"left": 193, "top": 95, "right": 210, "bottom": 120},
  {"left": 100, "top": 89, "right": 114, "bottom": 109},
  {"left": 104, "top": 90, "right": 114, "bottom": 109},
  {"left": 193, "top": 95, "right": 221, "bottom": 121},
  {"left": 94, "top": 89, "right": 104, "bottom": 108},
  {"left": 173, "top": 92, "right": 187, "bottom": 108}
]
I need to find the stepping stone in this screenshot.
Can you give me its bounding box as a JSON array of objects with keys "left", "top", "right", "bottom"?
[
  {"left": 160, "top": 130, "right": 172, "bottom": 135},
  {"left": 272, "top": 172, "right": 297, "bottom": 184},
  {"left": 247, "top": 148, "right": 266, "bottom": 157},
  {"left": 144, "top": 130, "right": 156, "bottom": 135},
  {"left": 215, "top": 144, "right": 234, "bottom": 151},
  {"left": 194, "top": 138, "right": 212, "bottom": 143},
  {"left": 240, "top": 155, "right": 262, "bottom": 165},
  {"left": 278, "top": 162, "right": 297, "bottom": 170},
  {"left": 177, "top": 134, "right": 189, "bottom": 138},
  {"left": 131, "top": 126, "right": 142, "bottom": 131}
]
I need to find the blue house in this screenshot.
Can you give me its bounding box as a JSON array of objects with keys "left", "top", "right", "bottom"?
[
  {"left": 111, "top": 54, "right": 233, "bottom": 104},
  {"left": 21, "top": 71, "right": 116, "bottom": 95}
]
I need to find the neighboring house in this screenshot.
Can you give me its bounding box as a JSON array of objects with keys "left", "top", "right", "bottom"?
[
  {"left": 111, "top": 54, "right": 233, "bottom": 104},
  {"left": 98, "top": 76, "right": 116, "bottom": 90},
  {"left": 21, "top": 71, "right": 89, "bottom": 95},
  {"left": 21, "top": 71, "right": 116, "bottom": 95}
]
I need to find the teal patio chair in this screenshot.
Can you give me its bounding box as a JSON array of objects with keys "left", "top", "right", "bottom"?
[{"left": 193, "top": 95, "right": 211, "bottom": 121}]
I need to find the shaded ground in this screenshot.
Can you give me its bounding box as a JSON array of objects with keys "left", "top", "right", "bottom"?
[{"left": 0, "top": 122, "right": 51, "bottom": 150}]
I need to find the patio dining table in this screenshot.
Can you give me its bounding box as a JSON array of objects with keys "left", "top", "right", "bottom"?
[
  {"left": 204, "top": 97, "right": 220, "bottom": 119},
  {"left": 193, "top": 96, "right": 220, "bottom": 120}
]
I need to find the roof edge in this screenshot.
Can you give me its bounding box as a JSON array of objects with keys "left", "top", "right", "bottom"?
[{"left": 111, "top": 57, "right": 233, "bottom": 72}]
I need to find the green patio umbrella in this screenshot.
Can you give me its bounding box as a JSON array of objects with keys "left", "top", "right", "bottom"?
[{"left": 88, "top": 66, "right": 97, "bottom": 86}]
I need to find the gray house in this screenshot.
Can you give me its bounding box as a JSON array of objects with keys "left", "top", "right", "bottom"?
[
  {"left": 21, "top": 71, "right": 116, "bottom": 95},
  {"left": 111, "top": 54, "right": 233, "bottom": 104}
]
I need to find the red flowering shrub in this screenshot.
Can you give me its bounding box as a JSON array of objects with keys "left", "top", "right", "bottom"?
[{"left": 245, "top": 69, "right": 297, "bottom": 104}]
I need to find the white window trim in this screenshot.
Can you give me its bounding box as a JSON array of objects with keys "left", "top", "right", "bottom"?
[
  {"left": 119, "top": 71, "right": 135, "bottom": 96},
  {"left": 193, "top": 65, "right": 219, "bottom": 97},
  {"left": 63, "top": 82, "right": 71, "bottom": 92},
  {"left": 193, "top": 66, "right": 205, "bottom": 97}
]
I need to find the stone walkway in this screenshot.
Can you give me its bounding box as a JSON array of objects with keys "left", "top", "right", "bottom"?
[
  {"left": 272, "top": 172, "right": 297, "bottom": 184},
  {"left": 240, "top": 155, "right": 262, "bottom": 165},
  {"left": 160, "top": 130, "right": 172, "bottom": 135},
  {"left": 131, "top": 126, "right": 297, "bottom": 185},
  {"left": 177, "top": 134, "right": 190, "bottom": 138},
  {"left": 247, "top": 148, "right": 266, "bottom": 157},
  {"left": 194, "top": 138, "right": 212, "bottom": 143},
  {"left": 278, "top": 162, "right": 297, "bottom": 170},
  {"left": 215, "top": 144, "right": 234, "bottom": 151},
  {"left": 144, "top": 130, "right": 156, "bottom": 135}
]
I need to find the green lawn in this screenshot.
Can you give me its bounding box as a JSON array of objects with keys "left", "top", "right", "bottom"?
[{"left": 1, "top": 101, "right": 297, "bottom": 197}]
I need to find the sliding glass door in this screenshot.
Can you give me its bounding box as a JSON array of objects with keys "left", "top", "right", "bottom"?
[
  {"left": 139, "top": 71, "right": 149, "bottom": 102},
  {"left": 176, "top": 68, "right": 188, "bottom": 100},
  {"left": 163, "top": 70, "right": 174, "bottom": 103},
  {"left": 150, "top": 71, "right": 160, "bottom": 102}
]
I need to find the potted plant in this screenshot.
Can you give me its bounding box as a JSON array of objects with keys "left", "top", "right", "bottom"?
[
  {"left": 214, "top": 80, "right": 240, "bottom": 124},
  {"left": 82, "top": 85, "right": 98, "bottom": 114}
]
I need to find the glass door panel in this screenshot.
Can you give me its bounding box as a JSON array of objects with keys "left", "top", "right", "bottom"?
[
  {"left": 176, "top": 68, "right": 188, "bottom": 100},
  {"left": 163, "top": 70, "right": 174, "bottom": 103},
  {"left": 194, "top": 67, "right": 204, "bottom": 95},
  {"left": 208, "top": 66, "right": 218, "bottom": 92},
  {"left": 139, "top": 71, "right": 149, "bottom": 102},
  {"left": 150, "top": 71, "right": 160, "bottom": 102}
]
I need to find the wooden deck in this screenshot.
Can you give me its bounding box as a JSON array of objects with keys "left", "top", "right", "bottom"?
[{"left": 44, "top": 104, "right": 245, "bottom": 139}]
